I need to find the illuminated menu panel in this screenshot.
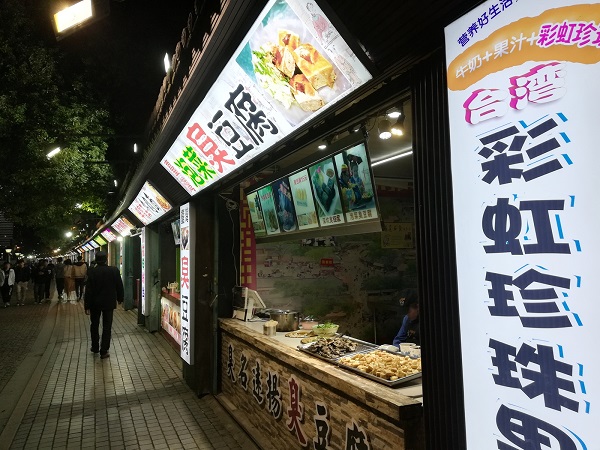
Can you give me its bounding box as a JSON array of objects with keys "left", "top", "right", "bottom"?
[
  {"left": 160, "top": 0, "right": 371, "bottom": 196},
  {"left": 289, "top": 169, "right": 319, "bottom": 230},
  {"left": 128, "top": 181, "right": 172, "bottom": 226},
  {"left": 101, "top": 228, "right": 118, "bottom": 243},
  {"left": 111, "top": 216, "right": 135, "bottom": 237},
  {"left": 94, "top": 235, "right": 107, "bottom": 246}
]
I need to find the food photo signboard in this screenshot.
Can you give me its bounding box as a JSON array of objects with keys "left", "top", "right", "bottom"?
[
  {"left": 271, "top": 178, "right": 298, "bottom": 232},
  {"left": 246, "top": 191, "right": 267, "bottom": 238},
  {"left": 160, "top": 0, "right": 372, "bottom": 196},
  {"left": 112, "top": 216, "right": 135, "bottom": 237},
  {"left": 308, "top": 157, "right": 344, "bottom": 226},
  {"left": 128, "top": 181, "right": 172, "bottom": 226},
  {"left": 257, "top": 185, "right": 281, "bottom": 236},
  {"left": 289, "top": 169, "right": 319, "bottom": 230},
  {"left": 445, "top": 1, "right": 599, "bottom": 449}
]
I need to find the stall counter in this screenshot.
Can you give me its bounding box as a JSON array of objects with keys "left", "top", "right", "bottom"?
[{"left": 218, "top": 318, "right": 425, "bottom": 450}]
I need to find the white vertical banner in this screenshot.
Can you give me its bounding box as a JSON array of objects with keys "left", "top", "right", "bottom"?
[
  {"left": 140, "top": 227, "right": 147, "bottom": 316},
  {"left": 445, "top": 1, "right": 599, "bottom": 449},
  {"left": 180, "top": 203, "right": 194, "bottom": 364}
]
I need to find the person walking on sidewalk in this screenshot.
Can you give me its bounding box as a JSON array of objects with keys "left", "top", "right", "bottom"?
[
  {"left": 13, "top": 259, "right": 31, "bottom": 306},
  {"left": 44, "top": 258, "right": 55, "bottom": 302},
  {"left": 32, "top": 260, "right": 52, "bottom": 304},
  {"left": 0, "top": 261, "right": 15, "bottom": 308},
  {"left": 84, "top": 251, "right": 124, "bottom": 359},
  {"left": 72, "top": 256, "right": 88, "bottom": 302},
  {"left": 54, "top": 257, "right": 66, "bottom": 301},
  {"left": 63, "top": 259, "right": 76, "bottom": 303}
]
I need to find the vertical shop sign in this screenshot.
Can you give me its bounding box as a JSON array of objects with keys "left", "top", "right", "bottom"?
[
  {"left": 140, "top": 227, "right": 147, "bottom": 316},
  {"left": 445, "top": 1, "right": 599, "bottom": 449},
  {"left": 179, "top": 203, "right": 194, "bottom": 364}
]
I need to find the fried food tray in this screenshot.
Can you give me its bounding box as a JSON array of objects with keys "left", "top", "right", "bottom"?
[
  {"left": 297, "top": 336, "right": 377, "bottom": 363},
  {"left": 335, "top": 349, "right": 422, "bottom": 388}
]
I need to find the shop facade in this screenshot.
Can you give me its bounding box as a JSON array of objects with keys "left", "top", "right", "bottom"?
[{"left": 70, "top": 1, "right": 600, "bottom": 449}]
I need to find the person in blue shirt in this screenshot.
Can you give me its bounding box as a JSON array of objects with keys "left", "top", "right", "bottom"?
[{"left": 393, "top": 301, "right": 420, "bottom": 347}]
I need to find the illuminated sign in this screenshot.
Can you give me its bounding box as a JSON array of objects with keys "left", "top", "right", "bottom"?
[
  {"left": 54, "top": 0, "right": 92, "bottom": 33},
  {"left": 160, "top": 0, "right": 371, "bottom": 196},
  {"left": 179, "top": 203, "right": 194, "bottom": 364},
  {"left": 445, "top": 2, "right": 598, "bottom": 448},
  {"left": 128, "top": 181, "right": 172, "bottom": 226},
  {"left": 112, "top": 215, "right": 135, "bottom": 237},
  {"left": 93, "top": 235, "right": 107, "bottom": 246},
  {"left": 101, "top": 228, "right": 117, "bottom": 243}
]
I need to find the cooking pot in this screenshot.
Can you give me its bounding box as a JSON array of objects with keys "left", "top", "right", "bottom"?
[{"left": 268, "top": 310, "right": 299, "bottom": 332}]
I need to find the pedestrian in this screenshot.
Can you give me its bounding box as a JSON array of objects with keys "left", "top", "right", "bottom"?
[
  {"left": 45, "top": 258, "right": 55, "bottom": 302},
  {"left": 32, "top": 260, "right": 51, "bottom": 304},
  {"left": 54, "top": 257, "right": 66, "bottom": 301},
  {"left": 63, "top": 259, "right": 76, "bottom": 303},
  {"left": 84, "top": 251, "right": 124, "bottom": 359},
  {"left": 72, "top": 256, "right": 88, "bottom": 302},
  {"left": 0, "top": 261, "right": 15, "bottom": 307},
  {"left": 13, "top": 259, "right": 31, "bottom": 306}
]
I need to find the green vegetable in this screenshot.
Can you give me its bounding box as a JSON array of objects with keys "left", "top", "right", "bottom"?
[{"left": 315, "top": 322, "right": 337, "bottom": 329}]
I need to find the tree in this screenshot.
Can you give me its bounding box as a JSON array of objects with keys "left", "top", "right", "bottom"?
[{"left": 0, "top": 0, "right": 114, "bottom": 251}]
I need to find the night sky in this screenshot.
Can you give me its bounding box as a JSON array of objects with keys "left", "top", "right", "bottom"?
[{"left": 33, "top": 0, "right": 195, "bottom": 160}]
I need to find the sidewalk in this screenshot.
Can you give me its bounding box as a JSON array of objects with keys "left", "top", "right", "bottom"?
[{"left": 0, "top": 298, "right": 259, "bottom": 450}]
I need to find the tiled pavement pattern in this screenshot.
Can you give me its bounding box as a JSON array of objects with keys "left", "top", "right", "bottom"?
[{"left": 0, "top": 298, "right": 259, "bottom": 450}]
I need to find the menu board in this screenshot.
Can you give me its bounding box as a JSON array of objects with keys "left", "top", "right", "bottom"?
[
  {"left": 271, "top": 178, "right": 298, "bottom": 232},
  {"left": 289, "top": 169, "right": 319, "bottom": 230},
  {"left": 89, "top": 241, "right": 100, "bottom": 249},
  {"left": 101, "top": 228, "right": 117, "bottom": 243},
  {"left": 246, "top": 191, "right": 267, "bottom": 238},
  {"left": 308, "top": 158, "right": 344, "bottom": 226},
  {"left": 160, "top": 0, "right": 372, "bottom": 196},
  {"left": 257, "top": 185, "right": 281, "bottom": 235},
  {"left": 112, "top": 216, "right": 135, "bottom": 237},
  {"left": 128, "top": 181, "right": 172, "bottom": 226},
  {"left": 93, "top": 235, "right": 107, "bottom": 246},
  {"left": 333, "top": 143, "right": 378, "bottom": 222}
]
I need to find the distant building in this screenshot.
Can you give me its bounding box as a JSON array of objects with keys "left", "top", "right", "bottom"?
[{"left": 0, "top": 213, "right": 13, "bottom": 247}]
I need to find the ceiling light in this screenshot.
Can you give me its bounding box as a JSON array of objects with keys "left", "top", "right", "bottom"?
[
  {"left": 47, "top": 147, "right": 61, "bottom": 159},
  {"left": 378, "top": 120, "right": 392, "bottom": 140},
  {"left": 386, "top": 106, "right": 401, "bottom": 119},
  {"left": 54, "top": 0, "right": 93, "bottom": 33},
  {"left": 391, "top": 116, "right": 405, "bottom": 136},
  {"left": 371, "top": 151, "right": 413, "bottom": 167},
  {"left": 318, "top": 143, "right": 327, "bottom": 150}
]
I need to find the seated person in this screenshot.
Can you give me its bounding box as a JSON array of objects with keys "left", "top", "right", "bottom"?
[{"left": 393, "top": 301, "right": 420, "bottom": 347}]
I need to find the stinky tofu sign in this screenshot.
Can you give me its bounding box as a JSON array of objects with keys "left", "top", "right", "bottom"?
[
  {"left": 179, "top": 203, "right": 194, "bottom": 364},
  {"left": 160, "top": 0, "right": 371, "bottom": 196},
  {"left": 128, "top": 181, "right": 172, "bottom": 226},
  {"left": 445, "top": 1, "right": 599, "bottom": 449}
]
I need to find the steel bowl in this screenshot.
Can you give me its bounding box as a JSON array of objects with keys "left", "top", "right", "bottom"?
[{"left": 268, "top": 310, "right": 300, "bottom": 332}]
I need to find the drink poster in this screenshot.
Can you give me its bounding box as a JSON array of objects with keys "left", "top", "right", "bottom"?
[
  {"left": 445, "top": 1, "right": 599, "bottom": 449},
  {"left": 333, "top": 143, "right": 378, "bottom": 223},
  {"left": 308, "top": 158, "right": 344, "bottom": 226},
  {"left": 246, "top": 191, "right": 267, "bottom": 237},
  {"left": 289, "top": 169, "right": 319, "bottom": 230},
  {"left": 271, "top": 178, "right": 298, "bottom": 232},
  {"left": 257, "top": 185, "right": 281, "bottom": 235}
]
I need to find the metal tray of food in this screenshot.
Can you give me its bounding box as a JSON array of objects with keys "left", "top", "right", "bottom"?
[
  {"left": 297, "top": 336, "right": 377, "bottom": 363},
  {"left": 336, "top": 349, "right": 422, "bottom": 388}
]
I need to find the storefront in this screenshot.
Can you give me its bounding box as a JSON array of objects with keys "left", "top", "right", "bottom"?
[{"left": 68, "top": 0, "right": 600, "bottom": 449}]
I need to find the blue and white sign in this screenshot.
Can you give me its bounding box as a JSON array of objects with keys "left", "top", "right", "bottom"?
[{"left": 446, "top": 1, "right": 599, "bottom": 449}]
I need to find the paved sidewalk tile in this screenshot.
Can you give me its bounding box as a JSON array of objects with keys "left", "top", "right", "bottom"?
[{"left": 5, "top": 302, "right": 260, "bottom": 449}]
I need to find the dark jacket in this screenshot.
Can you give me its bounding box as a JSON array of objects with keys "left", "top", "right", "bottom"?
[
  {"left": 84, "top": 263, "right": 124, "bottom": 310},
  {"left": 14, "top": 265, "right": 31, "bottom": 283},
  {"left": 32, "top": 265, "right": 52, "bottom": 284}
]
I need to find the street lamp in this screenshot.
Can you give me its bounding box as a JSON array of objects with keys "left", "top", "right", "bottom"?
[
  {"left": 47, "top": 147, "right": 61, "bottom": 159},
  {"left": 65, "top": 231, "right": 73, "bottom": 238}
]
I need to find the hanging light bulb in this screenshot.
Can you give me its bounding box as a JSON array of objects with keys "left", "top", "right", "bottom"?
[{"left": 391, "top": 116, "right": 405, "bottom": 136}]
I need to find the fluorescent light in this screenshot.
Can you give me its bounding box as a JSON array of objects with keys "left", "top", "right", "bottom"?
[
  {"left": 371, "top": 151, "right": 413, "bottom": 167},
  {"left": 114, "top": 179, "right": 118, "bottom": 187},
  {"left": 318, "top": 144, "right": 327, "bottom": 150},
  {"left": 47, "top": 147, "right": 61, "bottom": 159},
  {"left": 133, "top": 143, "right": 138, "bottom": 153},
  {"left": 54, "top": 0, "right": 93, "bottom": 33},
  {"left": 117, "top": 236, "right": 123, "bottom": 242},
  {"left": 164, "top": 53, "right": 171, "bottom": 73}
]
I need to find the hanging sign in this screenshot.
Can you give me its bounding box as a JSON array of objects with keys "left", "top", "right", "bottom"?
[
  {"left": 141, "top": 227, "right": 147, "bottom": 316},
  {"left": 179, "top": 203, "right": 195, "bottom": 364},
  {"left": 111, "top": 215, "right": 135, "bottom": 237},
  {"left": 101, "top": 228, "right": 118, "bottom": 243},
  {"left": 445, "top": 1, "right": 598, "bottom": 449},
  {"left": 160, "top": 0, "right": 372, "bottom": 196},
  {"left": 128, "top": 181, "right": 172, "bottom": 226}
]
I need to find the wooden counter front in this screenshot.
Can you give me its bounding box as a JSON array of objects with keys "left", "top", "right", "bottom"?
[{"left": 219, "top": 319, "right": 424, "bottom": 450}]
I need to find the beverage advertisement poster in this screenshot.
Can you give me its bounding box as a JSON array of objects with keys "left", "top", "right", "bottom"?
[
  {"left": 271, "top": 178, "right": 298, "bottom": 232},
  {"left": 445, "top": 1, "right": 598, "bottom": 449},
  {"left": 289, "top": 169, "right": 319, "bottom": 230},
  {"left": 333, "top": 143, "right": 377, "bottom": 223},
  {"left": 308, "top": 158, "right": 344, "bottom": 226},
  {"left": 160, "top": 0, "right": 372, "bottom": 196},
  {"left": 128, "top": 181, "right": 172, "bottom": 226},
  {"left": 246, "top": 191, "right": 267, "bottom": 237},
  {"left": 257, "top": 185, "right": 281, "bottom": 235},
  {"left": 179, "top": 203, "right": 194, "bottom": 364}
]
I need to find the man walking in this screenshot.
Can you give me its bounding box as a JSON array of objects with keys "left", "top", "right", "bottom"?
[
  {"left": 32, "top": 260, "right": 51, "bottom": 304},
  {"left": 84, "top": 252, "right": 124, "bottom": 359},
  {"left": 1, "top": 261, "right": 15, "bottom": 308},
  {"left": 54, "top": 257, "right": 66, "bottom": 301},
  {"left": 13, "top": 259, "right": 31, "bottom": 306},
  {"left": 72, "top": 256, "right": 88, "bottom": 302}
]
